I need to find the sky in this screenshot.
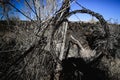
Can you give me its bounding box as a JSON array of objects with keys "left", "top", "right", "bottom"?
[
  {"left": 0, "top": 0, "right": 120, "bottom": 24},
  {"left": 69, "top": 0, "right": 120, "bottom": 23}
]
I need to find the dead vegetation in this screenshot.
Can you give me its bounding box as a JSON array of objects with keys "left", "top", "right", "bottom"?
[{"left": 0, "top": 0, "right": 120, "bottom": 80}]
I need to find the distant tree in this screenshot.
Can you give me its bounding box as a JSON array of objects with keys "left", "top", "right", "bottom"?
[
  {"left": 0, "top": 0, "right": 12, "bottom": 20},
  {"left": 17, "top": 0, "right": 60, "bottom": 21}
]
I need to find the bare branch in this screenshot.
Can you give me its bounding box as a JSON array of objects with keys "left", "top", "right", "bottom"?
[
  {"left": 70, "top": 34, "right": 96, "bottom": 60},
  {"left": 66, "top": 9, "right": 110, "bottom": 38}
]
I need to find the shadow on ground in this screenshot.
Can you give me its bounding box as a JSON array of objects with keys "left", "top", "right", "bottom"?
[{"left": 60, "top": 57, "right": 108, "bottom": 80}]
